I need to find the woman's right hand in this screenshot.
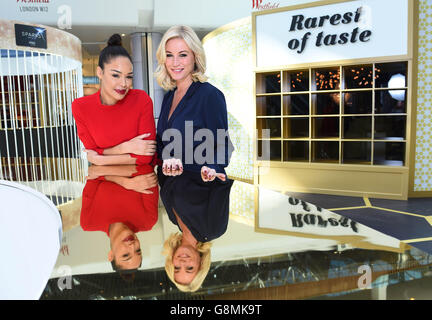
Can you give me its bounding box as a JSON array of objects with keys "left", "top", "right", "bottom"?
[
  {"left": 85, "top": 149, "right": 104, "bottom": 166},
  {"left": 201, "top": 166, "right": 226, "bottom": 182},
  {"left": 162, "top": 158, "right": 183, "bottom": 176},
  {"left": 123, "top": 172, "right": 158, "bottom": 194},
  {"left": 122, "top": 133, "right": 156, "bottom": 156}
]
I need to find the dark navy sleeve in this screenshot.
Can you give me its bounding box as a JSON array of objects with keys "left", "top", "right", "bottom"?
[
  {"left": 156, "top": 127, "right": 163, "bottom": 164},
  {"left": 201, "top": 86, "right": 234, "bottom": 174},
  {"left": 156, "top": 92, "right": 170, "bottom": 165}
]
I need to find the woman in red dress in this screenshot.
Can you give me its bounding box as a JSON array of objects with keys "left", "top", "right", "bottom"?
[
  {"left": 72, "top": 34, "right": 157, "bottom": 166},
  {"left": 72, "top": 34, "right": 158, "bottom": 273}
]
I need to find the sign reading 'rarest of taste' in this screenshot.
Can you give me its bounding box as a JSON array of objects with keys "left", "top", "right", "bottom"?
[
  {"left": 288, "top": 7, "right": 372, "bottom": 54},
  {"left": 255, "top": 0, "right": 408, "bottom": 68}
]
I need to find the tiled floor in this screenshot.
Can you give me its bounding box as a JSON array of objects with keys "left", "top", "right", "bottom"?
[
  {"left": 34, "top": 179, "right": 432, "bottom": 300},
  {"left": 286, "top": 192, "right": 432, "bottom": 255},
  {"left": 369, "top": 198, "right": 432, "bottom": 217}
]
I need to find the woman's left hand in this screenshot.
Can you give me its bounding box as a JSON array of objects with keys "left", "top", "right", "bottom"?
[{"left": 201, "top": 166, "right": 226, "bottom": 182}]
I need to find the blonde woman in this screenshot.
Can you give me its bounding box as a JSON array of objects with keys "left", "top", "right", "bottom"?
[{"left": 155, "top": 25, "right": 233, "bottom": 177}]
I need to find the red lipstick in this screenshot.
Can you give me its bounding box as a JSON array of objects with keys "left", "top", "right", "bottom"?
[{"left": 123, "top": 235, "right": 135, "bottom": 242}]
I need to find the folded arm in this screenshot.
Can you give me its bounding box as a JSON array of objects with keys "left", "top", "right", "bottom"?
[
  {"left": 72, "top": 96, "right": 157, "bottom": 166},
  {"left": 104, "top": 172, "right": 158, "bottom": 194}
]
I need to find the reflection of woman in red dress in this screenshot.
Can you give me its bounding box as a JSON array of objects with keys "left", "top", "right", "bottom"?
[
  {"left": 81, "top": 165, "right": 158, "bottom": 271},
  {"left": 72, "top": 34, "right": 157, "bottom": 166}
]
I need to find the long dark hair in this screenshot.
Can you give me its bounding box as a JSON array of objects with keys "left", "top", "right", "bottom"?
[{"left": 98, "top": 34, "right": 132, "bottom": 69}]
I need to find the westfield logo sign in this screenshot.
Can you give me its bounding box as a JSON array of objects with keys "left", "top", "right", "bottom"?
[
  {"left": 252, "top": 0, "right": 263, "bottom": 8},
  {"left": 252, "top": 0, "right": 280, "bottom": 10}
]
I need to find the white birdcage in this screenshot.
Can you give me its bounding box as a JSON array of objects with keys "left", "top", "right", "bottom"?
[{"left": 0, "top": 20, "right": 85, "bottom": 205}]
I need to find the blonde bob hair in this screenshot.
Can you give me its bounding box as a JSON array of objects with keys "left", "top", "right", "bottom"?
[
  {"left": 162, "top": 232, "right": 212, "bottom": 292},
  {"left": 155, "top": 25, "right": 208, "bottom": 91}
]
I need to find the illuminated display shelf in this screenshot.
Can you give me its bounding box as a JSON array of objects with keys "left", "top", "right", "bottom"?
[{"left": 255, "top": 62, "right": 409, "bottom": 166}]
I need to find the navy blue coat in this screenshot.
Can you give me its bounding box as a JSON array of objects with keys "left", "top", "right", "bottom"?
[
  {"left": 158, "top": 168, "right": 234, "bottom": 242},
  {"left": 156, "top": 81, "right": 233, "bottom": 175}
]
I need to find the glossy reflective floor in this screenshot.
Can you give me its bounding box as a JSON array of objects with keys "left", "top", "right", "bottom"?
[{"left": 42, "top": 168, "right": 432, "bottom": 300}]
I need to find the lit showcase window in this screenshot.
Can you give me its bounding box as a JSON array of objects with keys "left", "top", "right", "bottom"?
[{"left": 256, "top": 61, "right": 408, "bottom": 166}]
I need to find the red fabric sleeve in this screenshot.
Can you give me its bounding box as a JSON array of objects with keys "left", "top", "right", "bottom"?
[
  {"left": 72, "top": 100, "right": 105, "bottom": 155},
  {"left": 80, "top": 180, "right": 102, "bottom": 231},
  {"left": 140, "top": 184, "right": 159, "bottom": 230},
  {"left": 131, "top": 164, "right": 154, "bottom": 176},
  {"left": 129, "top": 93, "right": 158, "bottom": 166},
  {"left": 132, "top": 165, "right": 159, "bottom": 231}
]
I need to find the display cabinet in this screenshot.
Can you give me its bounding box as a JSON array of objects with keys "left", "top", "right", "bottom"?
[{"left": 256, "top": 61, "right": 408, "bottom": 167}]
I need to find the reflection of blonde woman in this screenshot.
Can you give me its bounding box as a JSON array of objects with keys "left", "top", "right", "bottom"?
[
  {"left": 163, "top": 230, "right": 212, "bottom": 292},
  {"left": 159, "top": 168, "right": 233, "bottom": 292}
]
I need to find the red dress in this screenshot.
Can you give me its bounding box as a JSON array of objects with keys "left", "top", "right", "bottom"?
[
  {"left": 80, "top": 166, "right": 159, "bottom": 235},
  {"left": 72, "top": 89, "right": 156, "bottom": 165}
]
